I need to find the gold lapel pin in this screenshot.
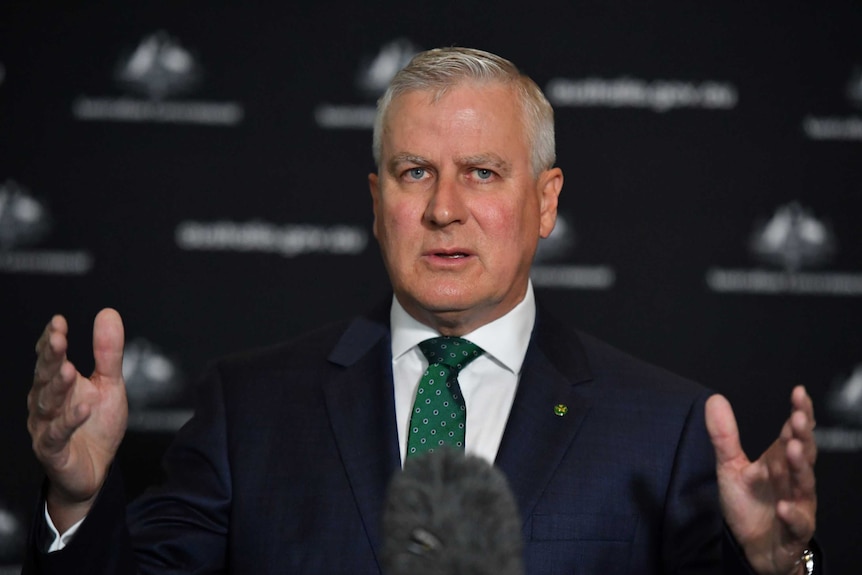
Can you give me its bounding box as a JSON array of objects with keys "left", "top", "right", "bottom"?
[{"left": 553, "top": 404, "right": 568, "bottom": 417}]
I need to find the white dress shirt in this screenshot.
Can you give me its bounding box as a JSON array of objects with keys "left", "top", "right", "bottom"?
[{"left": 390, "top": 282, "right": 536, "bottom": 465}]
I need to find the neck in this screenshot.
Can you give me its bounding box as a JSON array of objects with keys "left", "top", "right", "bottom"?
[{"left": 395, "top": 287, "right": 530, "bottom": 337}]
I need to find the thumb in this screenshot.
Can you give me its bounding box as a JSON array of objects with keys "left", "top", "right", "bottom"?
[
  {"left": 705, "top": 394, "right": 748, "bottom": 466},
  {"left": 92, "top": 308, "right": 125, "bottom": 381}
]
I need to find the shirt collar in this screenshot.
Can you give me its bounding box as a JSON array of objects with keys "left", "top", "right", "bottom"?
[{"left": 390, "top": 281, "right": 536, "bottom": 376}]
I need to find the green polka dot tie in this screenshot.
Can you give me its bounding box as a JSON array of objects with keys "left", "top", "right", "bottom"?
[{"left": 406, "top": 337, "right": 484, "bottom": 458}]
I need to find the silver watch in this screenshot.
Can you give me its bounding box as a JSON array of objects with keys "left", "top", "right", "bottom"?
[{"left": 799, "top": 549, "right": 814, "bottom": 575}]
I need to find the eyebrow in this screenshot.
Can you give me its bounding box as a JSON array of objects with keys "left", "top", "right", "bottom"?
[
  {"left": 387, "top": 154, "right": 431, "bottom": 175},
  {"left": 387, "top": 153, "right": 513, "bottom": 176},
  {"left": 456, "top": 154, "right": 512, "bottom": 176}
]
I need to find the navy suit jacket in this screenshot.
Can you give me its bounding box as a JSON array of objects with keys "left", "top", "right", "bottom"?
[{"left": 25, "top": 299, "right": 755, "bottom": 574}]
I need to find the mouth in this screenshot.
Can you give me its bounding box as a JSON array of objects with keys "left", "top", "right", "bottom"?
[{"left": 424, "top": 249, "right": 474, "bottom": 264}]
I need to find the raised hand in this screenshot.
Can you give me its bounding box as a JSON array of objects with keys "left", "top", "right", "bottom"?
[
  {"left": 705, "top": 386, "right": 817, "bottom": 575},
  {"left": 27, "top": 308, "right": 129, "bottom": 533}
]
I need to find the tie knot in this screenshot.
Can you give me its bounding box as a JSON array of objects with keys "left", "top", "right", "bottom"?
[{"left": 418, "top": 337, "right": 484, "bottom": 374}]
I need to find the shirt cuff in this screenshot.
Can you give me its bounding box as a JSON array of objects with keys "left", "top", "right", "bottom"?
[{"left": 44, "top": 502, "right": 86, "bottom": 552}]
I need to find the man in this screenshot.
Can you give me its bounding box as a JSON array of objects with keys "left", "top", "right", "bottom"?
[{"left": 26, "top": 47, "right": 818, "bottom": 574}]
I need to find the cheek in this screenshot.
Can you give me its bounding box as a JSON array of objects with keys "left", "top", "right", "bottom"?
[
  {"left": 476, "top": 201, "right": 530, "bottom": 239},
  {"left": 476, "top": 200, "right": 542, "bottom": 269},
  {"left": 379, "top": 201, "right": 420, "bottom": 246}
]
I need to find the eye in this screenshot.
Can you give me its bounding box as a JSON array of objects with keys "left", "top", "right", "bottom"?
[
  {"left": 406, "top": 167, "right": 426, "bottom": 180},
  {"left": 473, "top": 168, "right": 494, "bottom": 180}
]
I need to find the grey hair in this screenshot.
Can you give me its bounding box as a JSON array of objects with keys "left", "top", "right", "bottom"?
[{"left": 372, "top": 47, "right": 556, "bottom": 178}]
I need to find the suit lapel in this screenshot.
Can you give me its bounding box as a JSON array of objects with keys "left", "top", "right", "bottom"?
[
  {"left": 495, "top": 304, "right": 595, "bottom": 528},
  {"left": 323, "top": 304, "right": 400, "bottom": 568},
  {"left": 319, "top": 298, "right": 595, "bottom": 558}
]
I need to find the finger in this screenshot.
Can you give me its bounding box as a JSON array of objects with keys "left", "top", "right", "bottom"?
[
  {"left": 29, "top": 358, "right": 78, "bottom": 418},
  {"left": 38, "top": 396, "right": 93, "bottom": 456},
  {"left": 33, "top": 315, "right": 69, "bottom": 386},
  {"left": 790, "top": 409, "right": 818, "bottom": 465},
  {"left": 786, "top": 438, "right": 817, "bottom": 499},
  {"left": 92, "top": 308, "right": 124, "bottom": 382},
  {"left": 777, "top": 387, "right": 815, "bottom": 445},
  {"left": 791, "top": 385, "right": 815, "bottom": 426},
  {"left": 788, "top": 386, "right": 817, "bottom": 464},
  {"left": 776, "top": 498, "right": 816, "bottom": 542},
  {"left": 705, "top": 394, "right": 748, "bottom": 466},
  {"left": 35, "top": 314, "right": 67, "bottom": 354}
]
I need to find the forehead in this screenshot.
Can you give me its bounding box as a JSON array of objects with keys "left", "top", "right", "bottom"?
[{"left": 381, "top": 82, "right": 528, "bottom": 159}]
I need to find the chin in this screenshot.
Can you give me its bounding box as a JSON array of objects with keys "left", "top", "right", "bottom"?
[{"left": 397, "top": 282, "right": 469, "bottom": 312}]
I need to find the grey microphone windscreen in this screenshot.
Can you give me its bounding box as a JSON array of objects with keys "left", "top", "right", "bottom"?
[{"left": 381, "top": 448, "right": 524, "bottom": 575}]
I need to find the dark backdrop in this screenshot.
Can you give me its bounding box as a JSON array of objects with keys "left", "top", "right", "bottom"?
[{"left": 2, "top": 2, "right": 860, "bottom": 573}]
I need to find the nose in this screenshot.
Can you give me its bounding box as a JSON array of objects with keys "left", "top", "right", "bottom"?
[{"left": 424, "top": 175, "right": 468, "bottom": 227}]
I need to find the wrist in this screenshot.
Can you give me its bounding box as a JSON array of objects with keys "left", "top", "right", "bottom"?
[{"left": 46, "top": 485, "right": 99, "bottom": 534}]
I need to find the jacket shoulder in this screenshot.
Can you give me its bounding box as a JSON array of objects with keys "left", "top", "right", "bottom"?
[
  {"left": 536, "top": 305, "right": 710, "bottom": 404},
  {"left": 215, "top": 319, "right": 354, "bottom": 374}
]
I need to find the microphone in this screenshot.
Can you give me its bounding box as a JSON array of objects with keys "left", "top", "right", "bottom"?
[{"left": 381, "top": 448, "right": 524, "bottom": 575}]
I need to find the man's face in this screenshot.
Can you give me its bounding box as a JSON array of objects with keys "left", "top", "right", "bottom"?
[{"left": 369, "top": 82, "right": 562, "bottom": 335}]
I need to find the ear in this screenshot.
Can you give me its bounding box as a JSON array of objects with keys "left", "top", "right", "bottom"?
[
  {"left": 537, "top": 167, "right": 563, "bottom": 238},
  {"left": 368, "top": 172, "right": 381, "bottom": 240}
]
